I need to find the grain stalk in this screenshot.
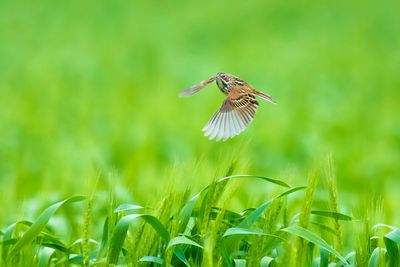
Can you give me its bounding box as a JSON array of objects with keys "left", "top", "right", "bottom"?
[
  {"left": 82, "top": 199, "right": 92, "bottom": 267},
  {"left": 291, "top": 169, "right": 319, "bottom": 266},
  {"left": 324, "top": 155, "right": 344, "bottom": 253}
]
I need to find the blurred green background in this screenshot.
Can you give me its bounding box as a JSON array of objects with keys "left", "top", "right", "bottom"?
[{"left": 0, "top": 1, "right": 399, "bottom": 226}]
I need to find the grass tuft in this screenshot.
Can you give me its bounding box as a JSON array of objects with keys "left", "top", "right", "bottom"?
[{"left": 1, "top": 161, "right": 399, "bottom": 266}]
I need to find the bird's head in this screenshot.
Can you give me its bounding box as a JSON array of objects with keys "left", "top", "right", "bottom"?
[
  {"left": 216, "top": 72, "right": 245, "bottom": 93},
  {"left": 216, "top": 72, "right": 234, "bottom": 92}
]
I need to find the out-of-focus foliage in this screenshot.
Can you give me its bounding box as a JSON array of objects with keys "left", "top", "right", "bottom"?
[{"left": 0, "top": 0, "right": 399, "bottom": 233}]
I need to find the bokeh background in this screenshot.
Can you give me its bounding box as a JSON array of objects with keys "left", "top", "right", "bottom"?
[{"left": 0, "top": 1, "right": 399, "bottom": 226}]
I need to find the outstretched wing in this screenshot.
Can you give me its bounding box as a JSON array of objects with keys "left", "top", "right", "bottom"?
[
  {"left": 202, "top": 88, "right": 259, "bottom": 141},
  {"left": 179, "top": 76, "right": 216, "bottom": 97}
]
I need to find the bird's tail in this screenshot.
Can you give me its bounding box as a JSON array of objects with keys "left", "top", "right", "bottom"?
[{"left": 255, "top": 90, "right": 276, "bottom": 104}]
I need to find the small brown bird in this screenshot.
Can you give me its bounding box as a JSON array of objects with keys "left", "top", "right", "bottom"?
[{"left": 180, "top": 72, "right": 276, "bottom": 141}]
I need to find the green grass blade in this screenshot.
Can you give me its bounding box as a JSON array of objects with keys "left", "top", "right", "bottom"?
[
  {"left": 69, "top": 251, "right": 98, "bottom": 265},
  {"left": 260, "top": 256, "right": 274, "bottom": 267},
  {"left": 167, "top": 236, "right": 203, "bottom": 266},
  {"left": 114, "top": 204, "right": 144, "bottom": 213},
  {"left": 177, "top": 175, "right": 297, "bottom": 234},
  {"left": 385, "top": 228, "right": 400, "bottom": 244},
  {"left": 384, "top": 235, "right": 399, "bottom": 267},
  {"left": 281, "top": 225, "right": 348, "bottom": 265},
  {"left": 372, "top": 224, "right": 397, "bottom": 231},
  {"left": 36, "top": 233, "right": 69, "bottom": 253},
  {"left": 368, "top": 247, "right": 386, "bottom": 267},
  {"left": 0, "top": 239, "right": 17, "bottom": 246},
  {"left": 217, "top": 174, "right": 291, "bottom": 188},
  {"left": 2, "top": 221, "right": 33, "bottom": 260},
  {"left": 173, "top": 247, "right": 191, "bottom": 267},
  {"left": 177, "top": 192, "right": 202, "bottom": 233},
  {"left": 97, "top": 217, "right": 109, "bottom": 259},
  {"left": 277, "top": 186, "right": 307, "bottom": 198},
  {"left": 343, "top": 251, "right": 357, "bottom": 266},
  {"left": 107, "top": 214, "right": 170, "bottom": 264},
  {"left": 37, "top": 247, "right": 55, "bottom": 267},
  {"left": 319, "top": 248, "right": 329, "bottom": 267},
  {"left": 138, "top": 256, "right": 165, "bottom": 265},
  {"left": 167, "top": 235, "right": 203, "bottom": 249},
  {"left": 310, "top": 221, "right": 338, "bottom": 235},
  {"left": 233, "top": 258, "right": 246, "bottom": 267},
  {"left": 311, "top": 210, "right": 352, "bottom": 221},
  {"left": 238, "top": 186, "right": 306, "bottom": 229},
  {"left": 8, "top": 196, "right": 85, "bottom": 260},
  {"left": 222, "top": 228, "right": 284, "bottom": 241},
  {"left": 70, "top": 237, "right": 98, "bottom": 247},
  {"left": 238, "top": 200, "right": 272, "bottom": 229},
  {"left": 221, "top": 245, "right": 234, "bottom": 267}
]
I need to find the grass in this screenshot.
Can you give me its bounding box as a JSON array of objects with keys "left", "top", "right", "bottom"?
[
  {"left": 0, "top": 0, "right": 399, "bottom": 266},
  {"left": 1, "top": 161, "right": 399, "bottom": 266}
]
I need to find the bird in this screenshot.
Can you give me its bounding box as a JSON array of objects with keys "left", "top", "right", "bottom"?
[{"left": 179, "top": 72, "right": 276, "bottom": 141}]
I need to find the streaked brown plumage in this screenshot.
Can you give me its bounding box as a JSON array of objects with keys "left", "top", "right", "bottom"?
[{"left": 180, "top": 72, "right": 276, "bottom": 141}]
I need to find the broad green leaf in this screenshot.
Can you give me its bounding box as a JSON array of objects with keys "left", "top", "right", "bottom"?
[
  {"left": 344, "top": 251, "right": 357, "bottom": 266},
  {"left": 167, "top": 235, "right": 203, "bottom": 249},
  {"left": 36, "top": 233, "right": 69, "bottom": 253},
  {"left": 2, "top": 220, "right": 33, "bottom": 260},
  {"left": 3, "top": 221, "right": 33, "bottom": 240},
  {"left": 319, "top": 248, "right": 329, "bottom": 267},
  {"left": 167, "top": 236, "right": 202, "bottom": 267},
  {"left": 371, "top": 227, "right": 400, "bottom": 267},
  {"left": 311, "top": 210, "right": 352, "bottom": 221},
  {"left": 38, "top": 242, "right": 68, "bottom": 253},
  {"left": 174, "top": 247, "right": 191, "bottom": 267},
  {"left": 8, "top": 196, "right": 86, "bottom": 260},
  {"left": 281, "top": 225, "right": 348, "bottom": 265},
  {"left": 221, "top": 245, "right": 234, "bottom": 267},
  {"left": 372, "top": 224, "right": 396, "bottom": 231},
  {"left": 384, "top": 235, "right": 399, "bottom": 267},
  {"left": 97, "top": 217, "right": 109, "bottom": 259},
  {"left": 138, "top": 256, "right": 165, "bottom": 265},
  {"left": 107, "top": 214, "right": 169, "bottom": 264},
  {"left": 231, "top": 250, "right": 247, "bottom": 258},
  {"left": 37, "top": 247, "right": 55, "bottom": 267},
  {"left": 260, "top": 256, "right": 274, "bottom": 267},
  {"left": 368, "top": 247, "right": 386, "bottom": 267},
  {"left": 386, "top": 228, "right": 400, "bottom": 244},
  {"left": 177, "top": 192, "right": 202, "bottom": 233},
  {"left": 234, "top": 258, "right": 246, "bottom": 267},
  {"left": 345, "top": 251, "right": 356, "bottom": 260},
  {"left": 0, "top": 239, "right": 17, "bottom": 246}
]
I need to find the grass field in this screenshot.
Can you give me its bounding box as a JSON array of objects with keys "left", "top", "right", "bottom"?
[{"left": 1, "top": 1, "right": 399, "bottom": 266}]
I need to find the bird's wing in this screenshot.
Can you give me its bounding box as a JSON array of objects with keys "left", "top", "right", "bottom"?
[
  {"left": 179, "top": 76, "right": 216, "bottom": 97},
  {"left": 203, "top": 88, "right": 259, "bottom": 141}
]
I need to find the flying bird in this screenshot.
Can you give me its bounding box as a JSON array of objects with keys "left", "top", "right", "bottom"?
[{"left": 180, "top": 72, "right": 276, "bottom": 141}]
